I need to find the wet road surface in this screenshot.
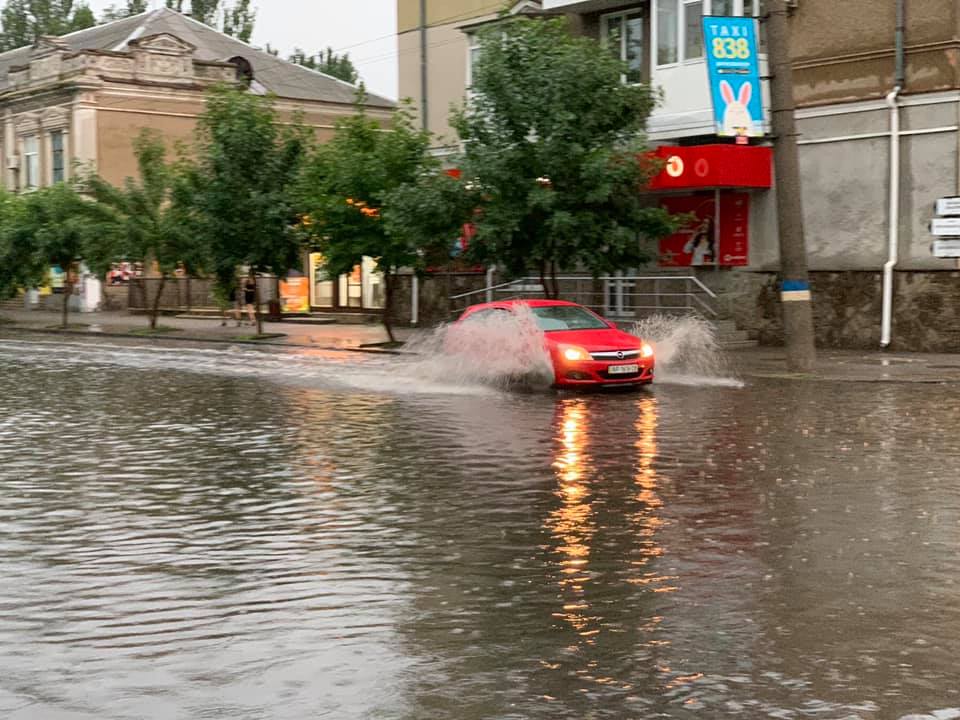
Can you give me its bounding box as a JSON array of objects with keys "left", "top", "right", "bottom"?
[{"left": 1, "top": 335, "right": 959, "bottom": 719}]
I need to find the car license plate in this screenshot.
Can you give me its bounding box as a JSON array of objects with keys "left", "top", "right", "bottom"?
[{"left": 608, "top": 364, "right": 639, "bottom": 375}]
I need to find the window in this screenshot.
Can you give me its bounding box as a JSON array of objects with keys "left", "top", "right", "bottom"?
[
  {"left": 23, "top": 135, "right": 39, "bottom": 190},
  {"left": 658, "top": 0, "right": 762, "bottom": 66},
  {"left": 684, "top": 0, "right": 704, "bottom": 59},
  {"left": 601, "top": 10, "right": 645, "bottom": 83},
  {"left": 466, "top": 33, "right": 481, "bottom": 87},
  {"left": 51, "top": 131, "right": 64, "bottom": 184},
  {"left": 531, "top": 306, "right": 608, "bottom": 332},
  {"left": 711, "top": 0, "right": 736, "bottom": 14},
  {"left": 657, "top": 0, "right": 678, "bottom": 65}
]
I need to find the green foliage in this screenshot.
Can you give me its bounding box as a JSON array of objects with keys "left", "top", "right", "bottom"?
[
  {"left": 189, "top": 86, "right": 308, "bottom": 296},
  {"left": 83, "top": 130, "right": 203, "bottom": 328},
  {"left": 164, "top": 0, "right": 255, "bottom": 41},
  {"left": 453, "top": 17, "right": 676, "bottom": 291},
  {"left": 6, "top": 183, "right": 110, "bottom": 326},
  {"left": 0, "top": 0, "right": 97, "bottom": 50},
  {"left": 100, "top": 0, "right": 148, "bottom": 22},
  {"left": 298, "top": 104, "right": 435, "bottom": 279},
  {"left": 297, "top": 102, "right": 466, "bottom": 339},
  {"left": 289, "top": 47, "right": 360, "bottom": 85},
  {"left": 0, "top": 191, "right": 31, "bottom": 299}
]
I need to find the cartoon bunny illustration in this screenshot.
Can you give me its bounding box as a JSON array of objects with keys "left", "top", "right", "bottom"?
[{"left": 720, "top": 80, "right": 754, "bottom": 137}]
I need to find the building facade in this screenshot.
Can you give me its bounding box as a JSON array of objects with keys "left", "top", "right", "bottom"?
[
  {"left": 399, "top": 0, "right": 960, "bottom": 350},
  {"left": 2, "top": 7, "right": 395, "bottom": 314}
]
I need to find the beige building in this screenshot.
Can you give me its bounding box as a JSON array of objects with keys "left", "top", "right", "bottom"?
[
  {"left": 400, "top": 0, "right": 960, "bottom": 350},
  {"left": 1, "top": 7, "right": 396, "bottom": 312},
  {"left": 397, "top": 0, "right": 546, "bottom": 151}
]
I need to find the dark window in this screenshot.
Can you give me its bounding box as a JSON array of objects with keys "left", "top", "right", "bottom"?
[
  {"left": 531, "top": 306, "right": 609, "bottom": 332},
  {"left": 51, "top": 131, "right": 64, "bottom": 184}
]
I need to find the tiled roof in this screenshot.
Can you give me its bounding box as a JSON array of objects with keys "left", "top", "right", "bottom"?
[{"left": 0, "top": 8, "right": 394, "bottom": 108}]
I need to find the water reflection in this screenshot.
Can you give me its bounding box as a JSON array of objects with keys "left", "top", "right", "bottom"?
[
  {"left": 3, "top": 338, "right": 960, "bottom": 719},
  {"left": 548, "top": 400, "right": 597, "bottom": 637}
]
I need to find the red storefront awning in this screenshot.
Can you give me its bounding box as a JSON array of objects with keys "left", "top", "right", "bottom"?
[{"left": 647, "top": 144, "right": 772, "bottom": 191}]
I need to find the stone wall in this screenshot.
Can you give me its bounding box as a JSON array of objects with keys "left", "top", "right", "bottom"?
[
  {"left": 388, "top": 272, "right": 490, "bottom": 327},
  {"left": 720, "top": 270, "right": 960, "bottom": 352}
]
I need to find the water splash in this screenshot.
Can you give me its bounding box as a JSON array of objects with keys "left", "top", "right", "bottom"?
[
  {"left": 630, "top": 314, "right": 743, "bottom": 388},
  {"left": 398, "top": 304, "right": 555, "bottom": 391}
]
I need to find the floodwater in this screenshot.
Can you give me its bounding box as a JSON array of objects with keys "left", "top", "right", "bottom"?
[{"left": 1, "top": 333, "right": 959, "bottom": 720}]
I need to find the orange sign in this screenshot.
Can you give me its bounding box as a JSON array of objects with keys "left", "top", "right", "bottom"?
[{"left": 280, "top": 277, "right": 310, "bottom": 313}]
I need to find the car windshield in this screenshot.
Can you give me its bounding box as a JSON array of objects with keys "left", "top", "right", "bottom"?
[{"left": 530, "top": 305, "right": 608, "bottom": 332}]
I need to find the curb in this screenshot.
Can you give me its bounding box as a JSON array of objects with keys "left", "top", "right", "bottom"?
[{"left": 0, "top": 325, "right": 410, "bottom": 356}]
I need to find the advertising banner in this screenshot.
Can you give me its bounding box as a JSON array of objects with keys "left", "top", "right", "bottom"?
[
  {"left": 658, "top": 192, "right": 750, "bottom": 267},
  {"left": 280, "top": 276, "right": 310, "bottom": 313},
  {"left": 703, "top": 16, "right": 763, "bottom": 138}
]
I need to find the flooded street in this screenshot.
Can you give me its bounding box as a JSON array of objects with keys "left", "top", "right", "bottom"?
[{"left": 1, "top": 335, "right": 959, "bottom": 719}]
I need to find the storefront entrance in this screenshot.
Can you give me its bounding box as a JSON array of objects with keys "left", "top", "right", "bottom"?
[{"left": 308, "top": 253, "right": 384, "bottom": 311}]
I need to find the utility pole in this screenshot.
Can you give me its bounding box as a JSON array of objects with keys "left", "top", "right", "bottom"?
[
  {"left": 419, "top": 0, "right": 429, "bottom": 132},
  {"left": 766, "top": 0, "right": 816, "bottom": 372}
]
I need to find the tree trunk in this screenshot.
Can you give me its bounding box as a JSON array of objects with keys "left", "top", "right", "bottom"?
[
  {"left": 254, "top": 273, "right": 263, "bottom": 336},
  {"left": 538, "top": 260, "right": 548, "bottom": 299},
  {"left": 549, "top": 261, "right": 559, "bottom": 300},
  {"left": 150, "top": 275, "right": 167, "bottom": 330},
  {"left": 61, "top": 280, "right": 71, "bottom": 329},
  {"left": 382, "top": 270, "right": 396, "bottom": 344}
]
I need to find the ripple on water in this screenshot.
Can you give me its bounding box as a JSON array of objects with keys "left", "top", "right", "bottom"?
[{"left": 1, "top": 337, "right": 960, "bottom": 718}]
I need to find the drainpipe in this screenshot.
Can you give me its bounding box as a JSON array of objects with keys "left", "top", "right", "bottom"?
[
  {"left": 411, "top": 274, "right": 420, "bottom": 326},
  {"left": 880, "top": 0, "right": 905, "bottom": 348}
]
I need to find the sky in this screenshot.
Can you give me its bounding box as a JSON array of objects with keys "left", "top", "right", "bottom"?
[{"left": 84, "top": 0, "right": 400, "bottom": 99}]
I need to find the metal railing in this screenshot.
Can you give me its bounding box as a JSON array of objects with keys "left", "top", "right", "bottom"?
[{"left": 450, "top": 274, "right": 718, "bottom": 319}]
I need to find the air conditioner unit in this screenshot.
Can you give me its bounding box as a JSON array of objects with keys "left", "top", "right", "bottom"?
[{"left": 7, "top": 155, "right": 19, "bottom": 170}]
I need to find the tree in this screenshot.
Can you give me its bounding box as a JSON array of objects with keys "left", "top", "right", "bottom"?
[
  {"left": 0, "top": 192, "right": 31, "bottom": 302},
  {"left": 100, "top": 0, "right": 148, "bottom": 22},
  {"left": 0, "top": 0, "right": 97, "bottom": 50},
  {"left": 289, "top": 47, "right": 360, "bottom": 85},
  {"left": 297, "top": 103, "right": 457, "bottom": 343},
  {"left": 84, "top": 130, "right": 202, "bottom": 331},
  {"left": 189, "top": 86, "right": 308, "bottom": 336},
  {"left": 165, "top": 0, "right": 255, "bottom": 42},
  {"left": 8, "top": 184, "right": 106, "bottom": 328},
  {"left": 452, "top": 17, "right": 676, "bottom": 297}
]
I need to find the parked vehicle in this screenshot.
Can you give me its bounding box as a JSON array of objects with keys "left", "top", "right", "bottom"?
[{"left": 452, "top": 299, "right": 654, "bottom": 388}]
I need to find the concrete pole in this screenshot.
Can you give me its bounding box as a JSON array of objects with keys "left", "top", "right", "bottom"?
[
  {"left": 766, "top": 0, "right": 816, "bottom": 372},
  {"left": 419, "top": 0, "right": 429, "bottom": 132}
]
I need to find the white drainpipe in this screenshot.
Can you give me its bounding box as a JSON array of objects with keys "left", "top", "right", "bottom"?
[
  {"left": 411, "top": 274, "right": 419, "bottom": 326},
  {"left": 880, "top": 86, "right": 901, "bottom": 348}
]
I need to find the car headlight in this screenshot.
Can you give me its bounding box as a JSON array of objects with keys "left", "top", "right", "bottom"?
[
  {"left": 640, "top": 343, "right": 654, "bottom": 359},
  {"left": 562, "top": 345, "right": 589, "bottom": 362}
]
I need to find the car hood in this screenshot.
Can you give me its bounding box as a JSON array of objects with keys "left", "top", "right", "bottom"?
[{"left": 544, "top": 328, "right": 644, "bottom": 352}]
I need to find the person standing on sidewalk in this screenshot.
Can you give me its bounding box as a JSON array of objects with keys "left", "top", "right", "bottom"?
[{"left": 243, "top": 274, "right": 257, "bottom": 326}]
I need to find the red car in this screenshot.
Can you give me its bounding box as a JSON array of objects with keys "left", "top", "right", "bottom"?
[{"left": 453, "top": 299, "right": 655, "bottom": 388}]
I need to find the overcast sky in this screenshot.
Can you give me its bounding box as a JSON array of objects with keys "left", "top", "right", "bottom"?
[{"left": 85, "top": 0, "right": 400, "bottom": 99}]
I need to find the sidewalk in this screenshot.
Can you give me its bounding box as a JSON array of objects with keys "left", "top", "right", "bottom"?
[
  {"left": 3, "top": 308, "right": 960, "bottom": 383},
  {"left": 0, "top": 308, "right": 415, "bottom": 351},
  {"left": 728, "top": 346, "right": 960, "bottom": 384}
]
